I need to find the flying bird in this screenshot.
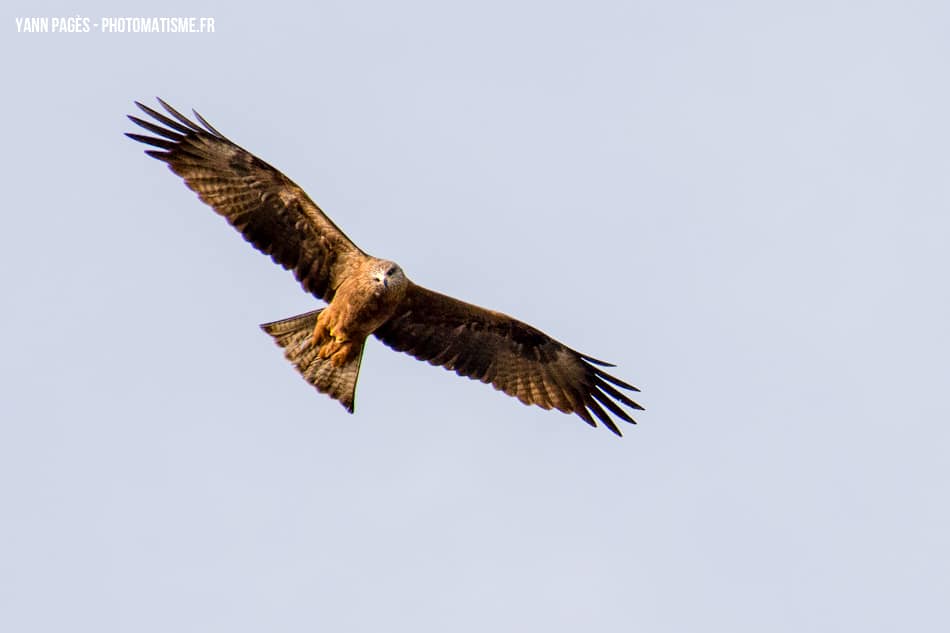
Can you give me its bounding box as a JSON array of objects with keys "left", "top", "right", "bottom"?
[{"left": 127, "top": 99, "right": 643, "bottom": 435}]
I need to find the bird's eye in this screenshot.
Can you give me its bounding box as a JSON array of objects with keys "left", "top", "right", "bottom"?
[{"left": 387, "top": 266, "right": 397, "bottom": 276}]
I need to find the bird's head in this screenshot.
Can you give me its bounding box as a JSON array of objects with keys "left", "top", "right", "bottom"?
[{"left": 370, "top": 259, "right": 407, "bottom": 292}]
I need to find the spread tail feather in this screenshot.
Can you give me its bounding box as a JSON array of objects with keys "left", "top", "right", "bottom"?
[{"left": 260, "top": 310, "right": 364, "bottom": 413}]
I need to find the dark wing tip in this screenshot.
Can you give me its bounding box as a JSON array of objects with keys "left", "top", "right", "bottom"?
[
  {"left": 574, "top": 406, "right": 597, "bottom": 429},
  {"left": 156, "top": 97, "right": 204, "bottom": 132},
  {"left": 143, "top": 149, "right": 172, "bottom": 161},
  {"left": 593, "top": 376, "right": 644, "bottom": 411},
  {"left": 572, "top": 354, "right": 643, "bottom": 436},
  {"left": 125, "top": 132, "right": 176, "bottom": 149},
  {"left": 589, "top": 364, "right": 640, "bottom": 392},
  {"left": 580, "top": 353, "right": 616, "bottom": 367},
  {"left": 192, "top": 109, "right": 226, "bottom": 138},
  {"left": 129, "top": 98, "right": 218, "bottom": 139},
  {"left": 127, "top": 98, "right": 232, "bottom": 165},
  {"left": 584, "top": 397, "right": 623, "bottom": 436}
]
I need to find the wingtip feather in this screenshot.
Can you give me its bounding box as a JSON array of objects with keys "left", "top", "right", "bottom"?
[
  {"left": 580, "top": 353, "right": 616, "bottom": 367},
  {"left": 143, "top": 149, "right": 171, "bottom": 161},
  {"left": 193, "top": 109, "right": 226, "bottom": 138}
]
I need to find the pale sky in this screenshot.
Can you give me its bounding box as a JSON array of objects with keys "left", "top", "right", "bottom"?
[{"left": 2, "top": 2, "right": 949, "bottom": 631}]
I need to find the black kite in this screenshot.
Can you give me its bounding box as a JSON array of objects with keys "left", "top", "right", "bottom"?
[{"left": 127, "top": 99, "right": 643, "bottom": 435}]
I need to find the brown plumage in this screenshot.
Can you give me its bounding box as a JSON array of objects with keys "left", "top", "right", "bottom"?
[{"left": 128, "top": 99, "right": 643, "bottom": 436}]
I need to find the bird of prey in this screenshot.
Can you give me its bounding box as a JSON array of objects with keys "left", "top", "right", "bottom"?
[{"left": 127, "top": 99, "right": 643, "bottom": 435}]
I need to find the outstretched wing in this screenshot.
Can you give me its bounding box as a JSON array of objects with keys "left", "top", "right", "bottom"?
[
  {"left": 374, "top": 284, "right": 643, "bottom": 436},
  {"left": 126, "top": 99, "right": 365, "bottom": 301}
]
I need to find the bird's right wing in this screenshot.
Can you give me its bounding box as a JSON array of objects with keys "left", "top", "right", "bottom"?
[{"left": 127, "top": 99, "right": 365, "bottom": 302}]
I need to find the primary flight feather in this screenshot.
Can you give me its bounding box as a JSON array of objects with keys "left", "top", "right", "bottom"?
[{"left": 127, "top": 99, "right": 643, "bottom": 436}]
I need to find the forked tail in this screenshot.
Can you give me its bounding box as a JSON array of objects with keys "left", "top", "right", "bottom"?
[{"left": 259, "top": 310, "right": 365, "bottom": 413}]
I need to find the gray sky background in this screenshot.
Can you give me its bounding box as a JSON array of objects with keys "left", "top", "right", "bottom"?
[{"left": 2, "top": 1, "right": 948, "bottom": 631}]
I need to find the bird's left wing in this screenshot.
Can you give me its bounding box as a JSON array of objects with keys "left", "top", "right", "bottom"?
[
  {"left": 126, "top": 99, "right": 366, "bottom": 302},
  {"left": 374, "top": 283, "right": 643, "bottom": 436}
]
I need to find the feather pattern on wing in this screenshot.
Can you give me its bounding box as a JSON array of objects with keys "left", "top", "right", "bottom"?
[
  {"left": 374, "top": 284, "right": 643, "bottom": 436},
  {"left": 126, "top": 99, "right": 364, "bottom": 301}
]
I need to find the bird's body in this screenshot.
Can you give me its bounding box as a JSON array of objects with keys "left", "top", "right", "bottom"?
[
  {"left": 309, "top": 258, "right": 408, "bottom": 368},
  {"left": 127, "top": 99, "right": 643, "bottom": 435}
]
